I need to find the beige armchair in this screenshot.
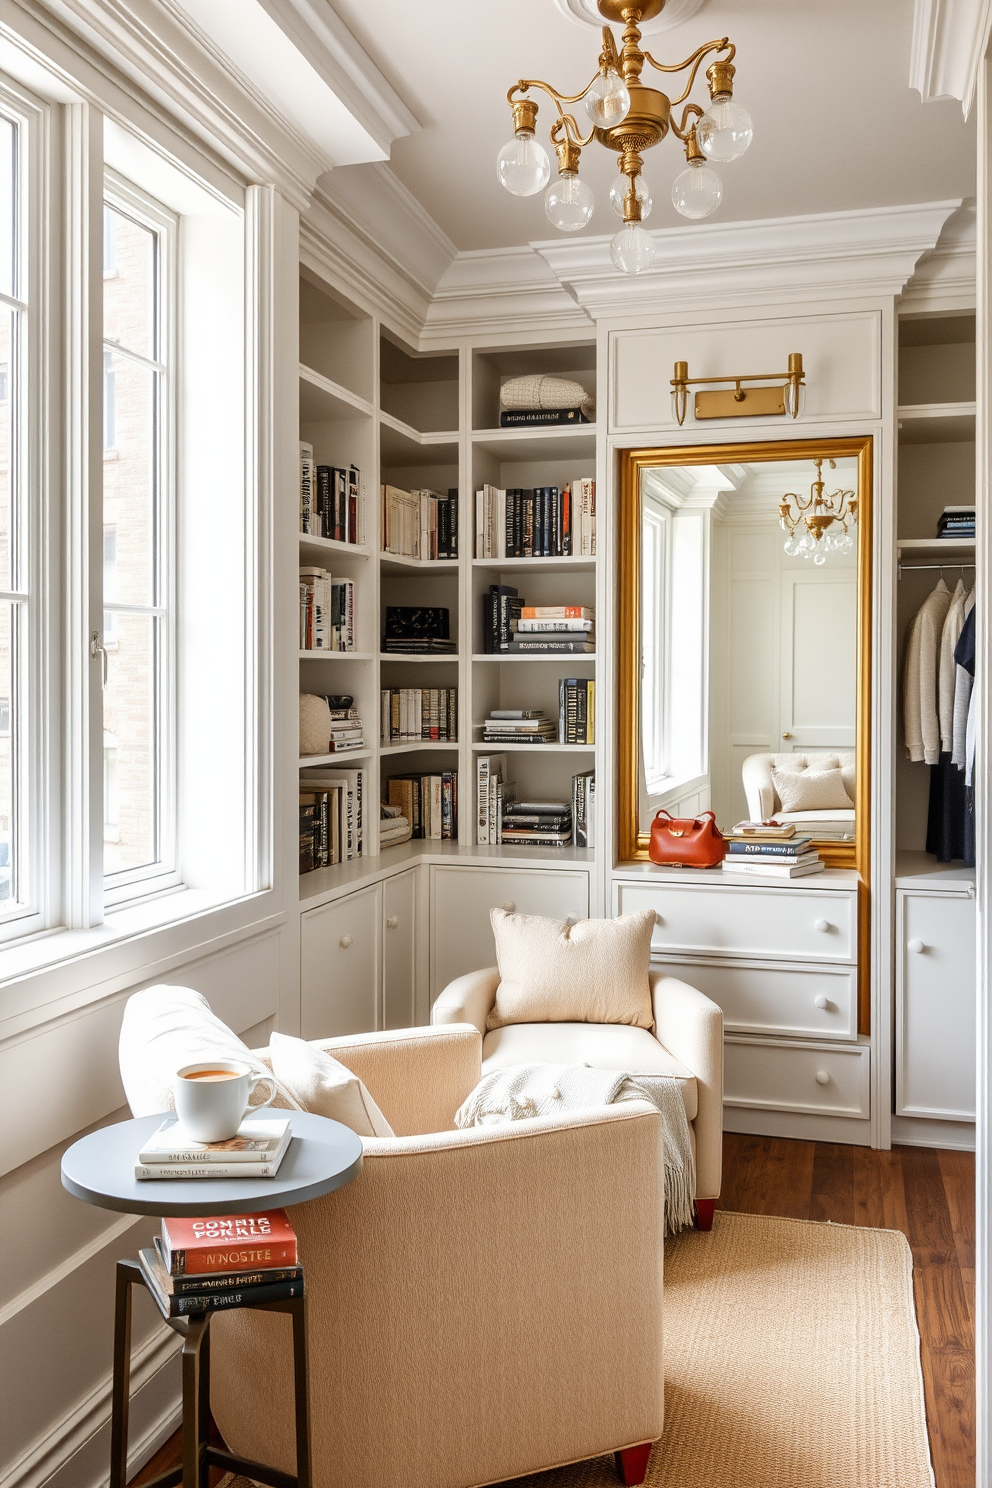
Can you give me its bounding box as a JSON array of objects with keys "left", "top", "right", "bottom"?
[
  {"left": 433, "top": 968, "right": 723, "bottom": 1229},
  {"left": 209, "top": 1024, "right": 666, "bottom": 1488}
]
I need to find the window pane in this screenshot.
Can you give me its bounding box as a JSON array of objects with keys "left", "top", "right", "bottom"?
[
  {"left": 0, "top": 305, "right": 12, "bottom": 592},
  {"left": 0, "top": 115, "right": 14, "bottom": 300},
  {"left": 102, "top": 610, "right": 159, "bottom": 874},
  {"left": 0, "top": 603, "right": 17, "bottom": 907},
  {"left": 102, "top": 206, "right": 155, "bottom": 360},
  {"left": 102, "top": 353, "right": 156, "bottom": 605}
]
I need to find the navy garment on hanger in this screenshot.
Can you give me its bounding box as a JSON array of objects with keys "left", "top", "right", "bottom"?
[
  {"left": 956, "top": 605, "right": 976, "bottom": 868},
  {"left": 926, "top": 600, "right": 976, "bottom": 864}
]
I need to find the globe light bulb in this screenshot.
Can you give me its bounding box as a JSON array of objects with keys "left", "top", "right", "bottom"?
[
  {"left": 610, "top": 224, "right": 654, "bottom": 275},
  {"left": 671, "top": 159, "right": 723, "bottom": 220},
  {"left": 585, "top": 69, "right": 630, "bottom": 130},
  {"left": 497, "top": 132, "right": 551, "bottom": 196},
  {"left": 697, "top": 100, "right": 753, "bottom": 162},
  {"left": 609, "top": 172, "right": 652, "bottom": 220},
  {"left": 545, "top": 171, "right": 595, "bottom": 232},
  {"left": 812, "top": 547, "right": 826, "bottom": 566}
]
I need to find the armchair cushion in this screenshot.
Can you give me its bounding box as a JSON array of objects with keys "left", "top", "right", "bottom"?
[
  {"left": 487, "top": 908, "right": 655, "bottom": 1031},
  {"left": 481, "top": 1021, "right": 697, "bottom": 1121},
  {"left": 268, "top": 1032, "right": 394, "bottom": 1137},
  {"left": 771, "top": 763, "right": 854, "bottom": 813}
]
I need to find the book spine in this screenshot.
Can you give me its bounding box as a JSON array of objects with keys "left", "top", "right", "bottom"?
[
  {"left": 477, "top": 757, "right": 490, "bottom": 844},
  {"left": 299, "top": 444, "right": 314, "bottom": 533},
  {"left": 164, "top": 1277, "right": 306, "bottom": 1315},
  {"left": 169, "top": 1266, "right": 303, "bottom": 1296},
  {"left": 575, "top": 681, "right": 587, "bottom": 745},
  {"left": 448, "top": 490, "right": 458, "bottom": 558},
  {"left": 498, "top": 408, "right": 589, "bottom": 426},
  {"left": 136, "top": 1160, "right": 286, "bottom": 1180},
  {"left": 727, "top": 841, "right": 809, "bottom": 857},
  {"left": 167, "top": 1240, "right": 298, "bottom": 1276}
]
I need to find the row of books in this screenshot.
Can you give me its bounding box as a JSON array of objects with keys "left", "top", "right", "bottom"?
[
  {"left": 385, "top": 773, "right": 458, "bottom": 840},
  {"left": 299, "top": 445, "right": 365, "bottom": 545},
  {"left": 140, "top": 1208, "right": 302, "bottom": 1319},
  {"left": 382, "top": 485, "right": 459, "bottom": 561},
  {"left": 721, "top": 822, "right": 824, "bottom": 879},
  {"left": 382, "top": 605, "right": 456, "bottom": 654},
  {"left": 477, "top": 755, "right": 594, "bottom": 846},
  {"left": 300, "top": 569, "right": 356, "bottom": 651},
  {"left": 475, "top": 481, "right": 596, "bottom": 559},
  {"left": 300, "top": 766, "right": 365, "bottom": 872},
  {"left": 559, "top": 678, "right": 595, "bottom": 744},
  {"left": 482, "top": 589, "right": 595, "bottom": 654},
  {"left": 936, "top": 504, "right": 975, "bottom": 538},
  {"left": 381, "top": 687, "right": 457, "bottom": 743}
]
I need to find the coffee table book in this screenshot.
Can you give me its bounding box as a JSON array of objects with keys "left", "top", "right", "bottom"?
[
  {"left": 139, "top": 1247, "right": 304, "bottom": 1318},
  {"left": 151, "top": 1237, "right": 302, "bottom": 1295},
  {"left": 160, "top": 1209, "right": 299, "bottom": 1274},
  {"left": 134, "top": 1116, "right": 292, "bottom": 1180}
]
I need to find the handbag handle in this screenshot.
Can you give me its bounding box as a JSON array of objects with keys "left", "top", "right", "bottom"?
[{"left": 653, "top": 808, "right": 717, "bottom": 828}]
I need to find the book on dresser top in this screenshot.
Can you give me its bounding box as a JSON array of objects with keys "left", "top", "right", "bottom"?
[
  {"left": 730, "top": 821, "right": 797, "bottom": 839},
  {"left": 726, "top": 836, "right": 812, "bottom": 858},
  {"left": 159, "top": 1210, "right": 299, "bottom": 1275},
  {"left": 721, "top": 855, "right": 824, "bottom": 878}
]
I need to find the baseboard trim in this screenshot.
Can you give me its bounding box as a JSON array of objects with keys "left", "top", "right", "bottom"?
[{"left": 891, "top": 1114, "right": 976, "bottom": 1151}]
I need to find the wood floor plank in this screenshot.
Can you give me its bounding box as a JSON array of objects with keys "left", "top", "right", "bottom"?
[
  {"left": 719, "top": 1132, "right": 814, "bottom": 1218},
  {"left": 939, "top": 1149, "right": 977, "bottom": 1276},
  {"left": 853, "top": 1145, "right": 909, "bottom": 1232},
  {"left": 810, "top": 1140, "right": 855, "bottom": 1225},
  {"left": 902, "top": 1145, "right": 959, "bottom": 1266}
]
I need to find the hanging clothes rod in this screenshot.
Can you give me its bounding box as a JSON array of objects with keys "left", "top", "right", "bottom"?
[{"left": 898, "top": 559, "right": 976, "bottom": 577}]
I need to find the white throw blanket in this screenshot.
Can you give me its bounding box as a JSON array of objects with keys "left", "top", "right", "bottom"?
[{"left": 455, "top": 1063, "right": 696, "bottom": 1236}]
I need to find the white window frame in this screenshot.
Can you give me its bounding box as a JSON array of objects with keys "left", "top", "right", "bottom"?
[{"left": 101, "top": 170, "right": 179, "bottom": 908}]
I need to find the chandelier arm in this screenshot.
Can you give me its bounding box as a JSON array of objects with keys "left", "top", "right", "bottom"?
[
  {"left": 642, "top": 37, "right": 732, "bottom": 106},
  {"left": 509, "top": 74, "right": 605, "bottom": 110},
  {"left": 550, "top": 113, "right": 597, "bottom": 149},
  {"left": 669, "top": 102, "right": 703, "bottom": 143}
]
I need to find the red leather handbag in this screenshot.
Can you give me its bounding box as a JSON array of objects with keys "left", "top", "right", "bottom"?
[{"left": 648, "top": 809, "right": 726, "bottom": 868}]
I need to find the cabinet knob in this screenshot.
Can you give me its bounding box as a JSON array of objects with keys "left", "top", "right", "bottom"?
[
  {"left": 565, "top": 916, "right": 576, "bottom": 927},
  {"left": 814, "top": 995, "right": 830, "bottom": 1011},
  {"left": 654, "top": 912, "right": 664, "bottom": 926},
  {"left": 815, "top": 918, "right": 830, "bottom": 933},
  {"left": 386, "top": 916, "right": 399, "bottom": 929},
  {"left": 908, "top": 938, "right": 925, "bottom": 954},
  {"left": 502, "top": 901, "right": 515, "bottom": 913},
  {"left": 782, "top": 732, "right": 793, "bottom": 740},
  {"left": 815, "top": 1070, "right": 830, "bottom": 1086},
  {"left": 339, "top": 935, "right": 352, "bottom": 949}
]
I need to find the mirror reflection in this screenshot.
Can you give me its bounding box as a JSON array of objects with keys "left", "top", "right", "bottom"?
[{"left": 637, "top": 453, "right": 860, "bottom": 845}]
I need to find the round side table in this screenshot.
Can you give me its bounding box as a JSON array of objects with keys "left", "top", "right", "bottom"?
[{"left": 62, "top": 1109, "right": 363, "bottom": 1488}]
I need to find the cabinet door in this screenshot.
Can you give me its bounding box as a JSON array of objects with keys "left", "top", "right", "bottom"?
[
  {"left": 897, "top": 891, "right": 976, "bottom": 1121},
  {"left": 430, "top": 867, "right": 590, "bottom": 997},
  {"left": 383, "top": 871, "right": 416, "bottom": 1030},
  {"left": 301, "top": 885, "right": 381, "bottom": 1040}
]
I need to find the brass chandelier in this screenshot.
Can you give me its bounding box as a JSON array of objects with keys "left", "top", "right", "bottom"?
[
  {"left": 497, "top": 0, "right": 752, "bottom": 274},
  {"left": 779, "top": 460, "right": 857, "bottom": 565}
]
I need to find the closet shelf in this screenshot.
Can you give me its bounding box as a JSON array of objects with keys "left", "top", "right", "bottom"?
[
  {"left": 299, "top": 364, "right": 373, "bottom": 422},
  {"left": 896, "top": 538, "right": 975, "bottom": 561},
  {"left": 896, "top": 402, "right": 976, "bottom": 445}
]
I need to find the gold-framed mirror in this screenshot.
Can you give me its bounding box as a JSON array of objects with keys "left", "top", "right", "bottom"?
[{"left": 617, "top": 437, "right": 872, "bottom": 875}]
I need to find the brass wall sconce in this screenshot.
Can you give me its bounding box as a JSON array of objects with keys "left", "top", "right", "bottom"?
[{"left": 671, "top": 352, "right": 805, "bottom": 425}]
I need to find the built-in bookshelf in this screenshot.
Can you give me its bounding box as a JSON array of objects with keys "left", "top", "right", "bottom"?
[{"left": 297, "top": 268, "right": 599, "bottom": 892}]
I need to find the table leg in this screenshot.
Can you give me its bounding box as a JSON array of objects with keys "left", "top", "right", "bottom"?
[
  {"left": 292, "top": 1296, "right": 312, "bottom": 1488},
  {"left": 110, "top": 1262, "right": 136, "bottom": 1488},
  {"left": 181, "top": 1314, "right": 209, "bottom": 1488}
]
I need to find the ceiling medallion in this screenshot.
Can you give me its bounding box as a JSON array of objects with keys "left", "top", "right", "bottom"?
[
  {"left": 555, "top": 0, "right": 708, "bottom": 35},
  {"left": 779, "top": 460, "right": 858, "bottom": 565},
  {"left": 498, "top": 0, "right": 752, "bottom": 274}
]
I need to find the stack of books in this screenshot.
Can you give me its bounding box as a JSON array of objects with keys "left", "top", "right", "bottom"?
[
  {"left": 381, "top": 486, "right": 459, "bottom": 560},
  {"left": 558, "top": 676, "right": 595, "bottom": 742},
  {"left": 139, "top": 1209, "right": 303, "bottom": 1319},
  {"left": 475, "top": 481, "right": 595, "bottom": 559},
  {"left": 936, "top": 505, "right": 975, "bottom": 539},
  {"left": 321, "top": 706, "right": 365, "bottom": 753},
  {"left": 572, "top": 769, "right": 595, "bottom": 847},
  {"left": 299, "top": 568, "right": 355, "bottom": 651},
  {"left": 382, "top": 606, "right": 456, "bottom": 655},
  {"left": 481, "top": 709, "right": 557, "bottom": 745},
  {"left": 300, "top": 445, "right": 365, "bottom": 545},
  {"left": 477, "top": 754, "right": 515, "bottom": 843},
  {"left": 501, "top": 800, "right": 572, "bottom": 847},
  {"left": 385, "top": 772, "right": 457, "bottom": 839},
  {"left": 481, "top": 591, "right": 595, "bottom": 655},
  {"left": 721, "top": 823, "right": 824, "bottom": 879},
  {"left": 380, "top": 687, "right": 457, "bottom": 743},
  {"left": 300, "top": 766, "right": 364, "bottom": 871},
  {"left": 134, "top": 1116, "right": 292, "bottom": 1182}
]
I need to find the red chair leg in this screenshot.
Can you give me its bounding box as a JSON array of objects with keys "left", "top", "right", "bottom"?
[
  {"left": 615, "top": 1443, "right": 652, "bottom": 1484},
  {"left": 695, "top": 1198, "right": 716, "bottom": 1231}
]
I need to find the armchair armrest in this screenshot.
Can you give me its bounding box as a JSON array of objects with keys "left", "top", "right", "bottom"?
[
  {"left": 431, "top": 966, "right": 499, "bottom": 1037},
  {"left": 311, "top": 1024, "right": 482, "bottom": 1137},
  {"left": 210, "top": 1100, "right": 665, "bottom": 1488},
  {"left": 651, "top": 970, "right": 723, "bottom": 1200}
]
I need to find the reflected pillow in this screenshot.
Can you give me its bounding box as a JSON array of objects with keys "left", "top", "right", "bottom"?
[{"left": 771, "top": 765, "right": 854, "bottom": 813}]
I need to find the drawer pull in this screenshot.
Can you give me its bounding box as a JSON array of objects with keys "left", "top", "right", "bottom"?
[
  {"left": 565, "top": 916, "right": 577, "bottom": 927},
  {"left": 654, "top": 912, "right": 664, "bottom": 926},
  {"left": 908, "top": 939, "right": 926, "bottom": 955},
  {"left": 502, "top": 901, "right": 515, "bottom": 913},
  {"left": 814, "top": 995, "right": 831, "bottom": 1011},
  {"left": 339, "top": 935, "right": 352, "bottom": 949},
  {"left": 815, "top": 1070, "right": 830, "bottom": 1086},
  {"left": 386, "top": 916, "right": 399, "bottom": 929},
  {"left": 815, "top": 918, "right": 831, "bottom": 933}
]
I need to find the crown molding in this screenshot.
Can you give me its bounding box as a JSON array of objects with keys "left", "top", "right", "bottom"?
[
  {"left": 317, "top": 162, "right": 458, "bottom": 301},
  {"left": 910, "top": 0, "right": 992, "bottom": 113},
  {"left": 532, "top": 200, "right": 964, "bottom": 318},
  {"left": 900, "top": 200, "right": 977, "bottom": 311},
  {"left": 425, "top": 245, "right": 593, "bottom": 343}
]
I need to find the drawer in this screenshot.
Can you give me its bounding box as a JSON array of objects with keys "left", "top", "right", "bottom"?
[
  {"left": 724, "top": 1037, "right": 870, "bottom": 1118},
  {"left": 617, "top": 881, "right": 855, "bottom": 964},
  {"left": 430, "top": 866, "right": 590, "bottom": 996},
  {"left": 896, "top": 890, "right": 976, "bottom": 1121},
  {"left": 654, "top": 956, "right": 857, "bottom": 1041}
]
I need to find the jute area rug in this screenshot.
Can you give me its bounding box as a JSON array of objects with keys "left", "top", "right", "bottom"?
[{"left": 221, "top": 1210, "right": 934, "bottom": 1488}]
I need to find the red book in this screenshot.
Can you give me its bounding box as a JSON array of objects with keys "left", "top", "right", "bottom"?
[{"left": 160, "top": 1209, "right": 298, "bottom": 1276}]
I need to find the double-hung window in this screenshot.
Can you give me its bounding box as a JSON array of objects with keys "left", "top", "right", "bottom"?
[{"left": 101, "top": 177, "right": 177, "bottom": 901}]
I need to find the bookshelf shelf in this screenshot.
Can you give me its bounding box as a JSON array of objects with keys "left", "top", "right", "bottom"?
[
  {"left": 381, "top": 741, "right": 459, "bottom": 755},
  {"left": 471, "top": 742, "right": 594, "bottom": 753},
  {"left": 896, "top": 537, "right": 975, "bottom": 560},
  {"left": 896, "top": 401, "right": 976, "bottom": 445},
  {"left": 299, "top": 650, "right": 374, "bottom": 661},
  {"left": 299, "top": 751, "right": 373, "bottom": 768},
  {"left": 472, "top": 425, "right": 597, "bottom": 461},
  {"left": 299, "top": 364, "right": 374, "bottom": 422},
  {"left": 471, "top": 556, "right": 595, "bottom": 572},
  {"left": 379, "top": 652, "right": 459, "bottom": 664},
  {"left": 380, "top": 553, "right": 460, "bottom": 576},
  {"left": 300, "top": 532, "right": 371, "bottom": 562},
  {"left": 471, "top": 653, "right": 596, "bottom": 663},
  {"left": 380, "top": 414, "right": 459, "bottom": 467}
]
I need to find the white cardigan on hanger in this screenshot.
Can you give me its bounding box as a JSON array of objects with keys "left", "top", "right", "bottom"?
[
  {"left": 903, "top": 578, "right": 951, "bottom": 764},
  {"left": 938, "top": 578, "right": 967, "bottom": 753}
]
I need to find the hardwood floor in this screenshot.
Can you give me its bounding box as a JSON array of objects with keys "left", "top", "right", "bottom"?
[
  {"left": 718, "top": 1132, "right": 976, "bottom": 1488},
  {"left": 134, "top": 1133, "right": 975, "bottom": 1488}
]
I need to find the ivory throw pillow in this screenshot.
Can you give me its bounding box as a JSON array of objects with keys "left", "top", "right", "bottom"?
[
  {"left": 771, "top": 765, "right": 854, "bottom": 813},
  {"left": 299, "top": 693, "right": 332, "bottom": 756},
  {"left": 499, "top": 374, "right": 594, "bottom": 421},
  {"left": 269, "top": 1032, "right": 394, "bottom": 1137},
  {"left": 487, "top": 908, "right": 655, "bottom": 1031},
  {"left": 118, "top": 985, "right": 302, "bottom": 1119}
]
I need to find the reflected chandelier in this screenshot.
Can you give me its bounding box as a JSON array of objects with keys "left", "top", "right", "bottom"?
[
  {"left": 496, "top": 0, "right": 752, "bottom": 274},
  {"left": 779, "top": 460, "right": 857, "bottom": 565}
]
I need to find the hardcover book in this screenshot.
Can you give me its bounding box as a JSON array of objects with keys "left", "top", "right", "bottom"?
[
  {"left": 137, "top": 1116, "right": 291, "bottom": 1166},
  {"left": 160, "top": 1210, "right": 298, "bottom": 1276},
  {"left": 139, "top": 1249, "right": 304, "bottom": 1318}
]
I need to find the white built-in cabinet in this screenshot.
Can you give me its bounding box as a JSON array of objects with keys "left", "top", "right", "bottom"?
[{"left": 301, "top": 869, "right": 418, "bottom": 1039}]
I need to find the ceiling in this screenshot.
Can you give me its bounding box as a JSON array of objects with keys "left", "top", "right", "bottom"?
[{"left": 327, "top": 0, "right": 976, "bottom": 253}]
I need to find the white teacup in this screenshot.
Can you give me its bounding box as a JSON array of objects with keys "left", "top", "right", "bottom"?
[{"left": 173, "top": 1060, "right": 276, "bottom": 1143}]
